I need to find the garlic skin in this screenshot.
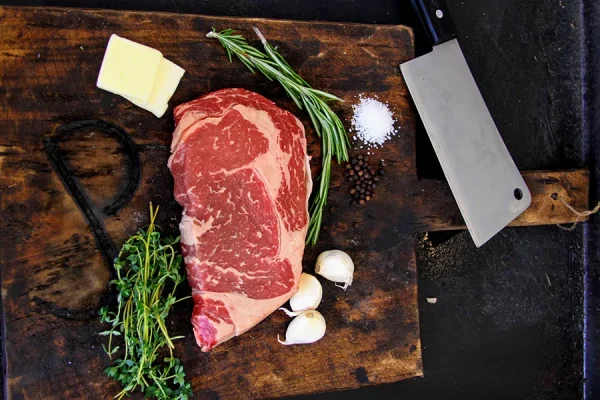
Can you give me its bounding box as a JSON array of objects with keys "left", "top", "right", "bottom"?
[
  {"left": 315, "top": 250, "right": 354, "bottom": 290},
  {"left": 289, "top": 273, "right": 322, "bottom": 312},
  {"left": 278, "top": 310, "right": 326, "bottom": 345}
]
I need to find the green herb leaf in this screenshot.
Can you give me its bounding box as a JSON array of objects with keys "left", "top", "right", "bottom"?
[{"left": 99, "top": 204, "right": 191, "bottom": 399}]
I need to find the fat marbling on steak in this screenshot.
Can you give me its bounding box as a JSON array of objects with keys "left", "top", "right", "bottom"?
[{"left": 168, "top": 89, "right": 312, "bottom": 351}]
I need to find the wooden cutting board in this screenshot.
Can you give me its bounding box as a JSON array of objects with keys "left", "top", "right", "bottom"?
[{"left": 0, "top": 6, "right": 589, "bottom": 400}]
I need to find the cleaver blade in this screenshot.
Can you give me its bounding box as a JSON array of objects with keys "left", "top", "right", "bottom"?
[{"left": 401, "top": 0, "right": 531, "bottom": 247}]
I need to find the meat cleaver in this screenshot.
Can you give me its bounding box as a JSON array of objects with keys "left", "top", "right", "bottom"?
[{"left": 401, "top": 0, "right": 531, "bottom": 247}]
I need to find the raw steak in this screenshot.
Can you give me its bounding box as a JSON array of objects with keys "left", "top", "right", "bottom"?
[{"left": 168, "top": 89, "right": 312, "bottom": 351}]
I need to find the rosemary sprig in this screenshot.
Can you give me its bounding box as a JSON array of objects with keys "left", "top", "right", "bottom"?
[
  {"left": 99, "top": 204, "right": 192, "bottom": 400},
  {"left": 207, "top": 27, "right": 351, "bottom": 245}
]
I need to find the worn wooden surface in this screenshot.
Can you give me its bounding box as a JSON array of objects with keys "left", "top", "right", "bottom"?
[
  {"left": 408, "top": 169, "right": 591, "bottom": 232},
  {"left": 0, "top": 6, "right": 589, "bottom": 400},
  {"left": 0, "top": 7, "right": 421, "bottom": 400}
]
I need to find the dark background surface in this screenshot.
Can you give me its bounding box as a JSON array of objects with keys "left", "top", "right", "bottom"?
[{"left": 0, "top": 0, "right": 597, "bottom": 399}]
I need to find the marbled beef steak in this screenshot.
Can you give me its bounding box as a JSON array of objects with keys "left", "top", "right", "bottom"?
[{"left": 169, "top": 89, "right": 312, "bottom": 351}]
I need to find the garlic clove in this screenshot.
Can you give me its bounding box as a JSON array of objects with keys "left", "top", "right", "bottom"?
[
  {"left": 278, "top": 310, "right": 326, "bottom": 345},
  {"left": 315, "top": 250, "right": 354, "bottom": 290},
  {"left": 289, "top": 273, "right": 323, "bottom": 312}
]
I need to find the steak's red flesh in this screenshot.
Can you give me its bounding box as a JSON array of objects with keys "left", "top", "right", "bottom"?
[{"left": 168, "top": 89, "right": 312, "bottom": 351}]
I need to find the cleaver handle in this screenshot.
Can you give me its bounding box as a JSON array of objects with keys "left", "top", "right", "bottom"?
[{"left": 410, "top": 0, "right": 457, "bottom": 46}]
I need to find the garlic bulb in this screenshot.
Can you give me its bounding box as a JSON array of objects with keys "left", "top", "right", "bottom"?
[
  {"left": 315, "top": 250, "right": 354, "bottom": 290},
  {"left": 278, "top": 310, "right": 326, "bottom": 345},
  {"left": 289, "top": 273, "right": 322, "bottom": 312}
]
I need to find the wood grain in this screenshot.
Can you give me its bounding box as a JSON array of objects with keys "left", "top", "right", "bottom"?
[
  {"left": 0, "top": 6, "right": 590, "bottom": 400},
  {"left": 407, "top": 170, "right": 590, "bottom": 232},
  {"left": 0, "top": 6, "right": 420, "bottom": 400}
]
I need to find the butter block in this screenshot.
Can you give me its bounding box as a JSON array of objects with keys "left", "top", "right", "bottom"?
[
  {"left": 124, "top": 58, "right": 185, "bottom": 118},
  {"left": 96, "top": 34, "right": 162, "bottom": 104}
]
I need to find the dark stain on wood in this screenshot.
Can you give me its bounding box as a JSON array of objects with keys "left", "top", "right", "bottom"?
[
  {"left": 354, "top": 367, "right": 370, "bottom": 383},
  {"left": 0, "top": 6, "right": 589, "bottom": 400},
  {"left": 44, "top": 119, "right": 143, "bottom": 266},
  {"left": 54, "top": 119, "right": 141, "bottom": 215},
  {"left": 196, "top": 388, "right": 222, "bottom": 400},
  {"left": 539, "top": 176, "right": 560, "bottom": 185}
]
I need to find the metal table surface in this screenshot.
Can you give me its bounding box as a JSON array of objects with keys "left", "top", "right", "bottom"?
[{"left": 1, "top": 0, "right": 597, "bottom": 399}]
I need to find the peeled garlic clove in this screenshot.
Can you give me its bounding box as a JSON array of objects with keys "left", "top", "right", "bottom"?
[
  {"left": 315, "top": 250, "right": 354, "bottom": 290},
  {"left": 278, "top": 310, "right": 326, "bottom": 345},
  {"left": 289, "top": 273, "right": 323, "bottom": 312}
]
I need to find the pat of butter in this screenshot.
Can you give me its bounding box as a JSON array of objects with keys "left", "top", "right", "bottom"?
[
  {"left": 96, "top": 34, "right": 162, "bottom": 104},
  {"left": 124, "top": 58, "right": 185, "bottom": 118}
]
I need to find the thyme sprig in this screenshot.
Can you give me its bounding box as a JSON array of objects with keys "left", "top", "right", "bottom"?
[{"left": 99, "top": 204, "right": 192, "bottom": 400}]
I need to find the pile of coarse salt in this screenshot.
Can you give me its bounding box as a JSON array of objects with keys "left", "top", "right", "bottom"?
[{"left": 350, "top": 95, "right": 398, "bottom": 151}]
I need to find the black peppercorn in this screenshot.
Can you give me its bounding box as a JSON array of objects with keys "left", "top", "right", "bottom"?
[{"left": 346, "top": 155, "right": 384, "bottom": 202}]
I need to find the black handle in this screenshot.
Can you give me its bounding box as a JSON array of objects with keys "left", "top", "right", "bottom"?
[{"left": 410, "top": 0, "right": 457, "bottom": 46}]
